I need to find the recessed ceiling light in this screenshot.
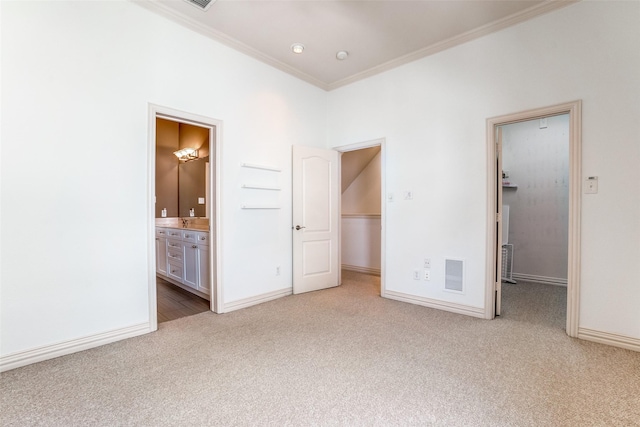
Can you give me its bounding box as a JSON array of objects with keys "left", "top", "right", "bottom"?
[
  {"left": 291, "top": 43, "right": 305, "bottom": 54},
  {"left": 336, "top": 50, "right": 349, "bottom": 60}
]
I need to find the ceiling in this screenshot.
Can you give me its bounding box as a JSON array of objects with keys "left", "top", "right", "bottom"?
[{"left": 138, "top": 0, "right": 575, "bottom": 91}]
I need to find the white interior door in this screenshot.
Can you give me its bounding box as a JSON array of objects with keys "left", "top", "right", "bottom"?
[
  {"left": 495, "top": 127, "right": 504, "bottom": 316},
  {"left": 292, "top": 145, "right": 340, "bottom": 294}
]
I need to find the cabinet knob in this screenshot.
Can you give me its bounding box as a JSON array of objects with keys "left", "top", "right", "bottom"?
[{"left": 200, "top": 237, "right": 206, "bottom": 240}]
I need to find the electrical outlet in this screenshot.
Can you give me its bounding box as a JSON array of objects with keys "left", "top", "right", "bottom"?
[
  {"left": 424, "top": 258, "right": 431, "bottom": 269},
  {"left": 423, "top": 270, "right": 431, "bottom": 281},
  {"left": 413, "top": 270, "right": 420, "bottom": 280}
]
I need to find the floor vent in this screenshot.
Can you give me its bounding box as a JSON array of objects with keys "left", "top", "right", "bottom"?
[
  {"left": 185, "top": 0, "right": 216, "bottom": 11},
  {"left": 445, "top": 259, "right": 464, "bottom": 292}
]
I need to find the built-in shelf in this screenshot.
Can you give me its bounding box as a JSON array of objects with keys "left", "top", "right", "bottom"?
[
  {"left": 502, "top": 184, "right": 518, "bottom": 189},
  {"left": 240, "top": 162, "right": 281, "bottom": 172},
  {"left": 241, "top": 205, "right": 280, "bottom": 210},
  {"left": 241, "top": 184, "right": 281, "bottom": 191}
]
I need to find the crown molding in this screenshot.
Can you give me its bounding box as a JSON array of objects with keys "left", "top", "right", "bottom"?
[
  {"left": 131, "top": 0, "right": 331, "bottom": 91},
  {"left": 132, "top": 0, "right": 578, "bottom": 92},
  {"left": 327, "top": 0, "right": 579, "bottom": 91}
]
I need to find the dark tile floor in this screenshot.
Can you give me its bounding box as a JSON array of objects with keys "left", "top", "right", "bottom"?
[{"left": 157, "top": 277, "right": 210, "bottom": 323}]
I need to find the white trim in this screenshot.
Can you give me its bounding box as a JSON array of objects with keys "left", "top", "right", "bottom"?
[
  {"left": 334, "top": 138, "right": 386, "bottom": 298},
  {"left": 148, "top": 104, "right": 224, "bottom": 316},
  {"left": 511, "top": 273, "right": 567, "bottom": 287},
  {"left": 486, "top": 100, "right": 582, "bottom": 337},
  {"left": 578, "top": 328, "right": 640, "bottom": 353},
  {"left": 0, "top": 323, "right": 151, "bottom": 373},
  {"left": 385, "top": 290, "right": 485, "bottom": 318},
  {"left": 342, "top": 264, "right": 381, "bottom": 276},
  {"left": 222, "top": 288, "right": 292, "bottom": 313}
]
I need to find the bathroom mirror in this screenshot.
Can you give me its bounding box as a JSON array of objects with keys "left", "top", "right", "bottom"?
[
  {"left": 178, "top": 156, "right": 208, "bottom": 218},
  {"left": 156, "top": 118, "right": 210, "bottom": 218}
]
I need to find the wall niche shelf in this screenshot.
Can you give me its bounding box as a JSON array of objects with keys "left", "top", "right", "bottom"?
[
  {"left": 241, "top": 184, "right": 281, "bottom": 191},
  {"left": 240, "top": 162, "right": 281, "bottom": 172},
  {"left": 241, "top": 205, "right": 280, "bottom": 210}
]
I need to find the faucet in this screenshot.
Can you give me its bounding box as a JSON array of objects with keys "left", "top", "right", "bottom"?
[{"left": 182, "top": 218, "right": 189, "bottom": 228}]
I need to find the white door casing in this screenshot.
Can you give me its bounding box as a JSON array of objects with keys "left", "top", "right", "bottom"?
[
  {"left": 485, "top": 100, "right": 581, "bottom": 337},
  {"left": 495, "top": 127, "right": 503, "bottom": 316},
  {"left": 292, "top": 145, "right": 340, "bottom": 294}
]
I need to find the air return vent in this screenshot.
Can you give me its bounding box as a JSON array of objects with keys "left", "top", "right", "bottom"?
[
  {"left": 185, "top": 0, "right": 216, "bottom": 11},
  {"left": 445, "top": 259, "right": 464, "bottom": 292}
]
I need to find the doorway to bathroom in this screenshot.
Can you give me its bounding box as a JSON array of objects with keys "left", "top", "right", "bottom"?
[{"left": 148, "top": 104, "right": 223, "bottom": 330}]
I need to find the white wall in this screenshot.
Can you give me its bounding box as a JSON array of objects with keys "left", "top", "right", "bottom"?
[
  {"left": 327, "top": 1, "right": 640, "bottom": 338},
  {"left": 0, "top": 1, "right": 326, "bottom": 358},
  {"left": 502, "top": 115, "right": 569, "bottom": 284}
]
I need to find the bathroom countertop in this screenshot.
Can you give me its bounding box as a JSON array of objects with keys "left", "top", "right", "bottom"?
[{"left": 157, "top": 225, "right": 210, "bottom": 232}]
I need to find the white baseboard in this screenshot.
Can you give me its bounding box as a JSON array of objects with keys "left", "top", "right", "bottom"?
[
  {"left": 342, "top": 264, "right": 381, "bottom": 276},
  {"left": 578, "top": 328, "right": 640, "bottom": 352},
  {"left": 384, "top": 290, "right": 485, "bottom": 318},
  {"left": 511, "top": 273, "right": 567, "bottom": 286},
  {"left": 223, "top": 287, "right": 292, "bottom": 313},
  {"left": 0, "top": 322, "right": 152, "bottom": 372}
]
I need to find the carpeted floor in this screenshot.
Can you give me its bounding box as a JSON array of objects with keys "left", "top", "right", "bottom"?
[{"left": 1, "top": 271, "right": 638, "bottom": 426}]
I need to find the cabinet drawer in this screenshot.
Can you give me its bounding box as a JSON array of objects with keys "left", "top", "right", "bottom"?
[
  {"left": 167, "top": 249, "right": 183, "bottom": 262},
  {"left": 166, "top": 239, "right": 183, "bottom": 252},
  {"left": 195, "top": 232, "right": 210, "bottom": 246},
  {"left": 156, "top": 228, "right": 168, "bottom": 238},
  {"left": 182, "top": 231, "right": 198, "bottom": 243},
  {"left": 167, "top": 261, "right": 183, "bottom": 281},
  {"left": 166, "top": 229, "right": 182, "bottom": 239}
]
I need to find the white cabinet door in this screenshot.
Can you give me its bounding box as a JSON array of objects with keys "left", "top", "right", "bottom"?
[
  {"left": 197, "top": 244, "right": 210, "bottom": 295},
  {"left": 183, "top": 243, "right": 198, "bottom": 290},
  {"left": 156, "top": 236, "right": 167, "bottom": 276}
]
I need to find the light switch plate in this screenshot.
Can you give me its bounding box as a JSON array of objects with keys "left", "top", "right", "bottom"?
[
  {"left": 584, "top": 176, "right": 598, "bottom": 194},
  {"left": 198, "top": 197, "right": 205, "bottom": 204}
]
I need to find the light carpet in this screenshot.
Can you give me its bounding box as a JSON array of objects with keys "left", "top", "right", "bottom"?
[{"left": 1, "top": 271, "right": 639, "bottom": 426}]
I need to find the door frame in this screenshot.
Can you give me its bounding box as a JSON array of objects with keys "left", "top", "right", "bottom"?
[
  {"left": 148, "top": 104, "right": 224, "bottom": 331},
  {"left": 334, "top": 138, "right": 386, "bottom": 297},
  {"left": 485, "top": 101, "right": 581, "bottom": 337}
]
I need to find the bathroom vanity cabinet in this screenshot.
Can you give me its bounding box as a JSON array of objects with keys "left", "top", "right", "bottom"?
[{"left": 156, "top": 227, "right": 210, "bottom": 299}]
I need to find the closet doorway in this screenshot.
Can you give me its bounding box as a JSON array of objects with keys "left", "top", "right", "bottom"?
[
  {"left": 486, "top": 101, "right": 582, "bottom": 337},
  {"left": 337, "top": 139, "right": 386, "bottom": 295},
  {"left": 498, "top": 114, "right": 570, "bottom": 329},
  {"left": 148, "top": 104, "right": 223, "bottom": 331}
]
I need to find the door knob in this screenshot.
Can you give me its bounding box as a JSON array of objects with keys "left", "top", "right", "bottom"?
[{"left": 295, "top": 225, "right": 306, "bottom": 230}]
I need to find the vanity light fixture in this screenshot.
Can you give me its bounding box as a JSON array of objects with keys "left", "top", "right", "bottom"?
[
  {"left": 173, "top": 148, "right": 199, "bottom": 162},
  {"left": 336, "top": 50, "right": 349, "bottom": 60},
  {"left": 291, "top": 43, "right": 305, "bottom": 54}
]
